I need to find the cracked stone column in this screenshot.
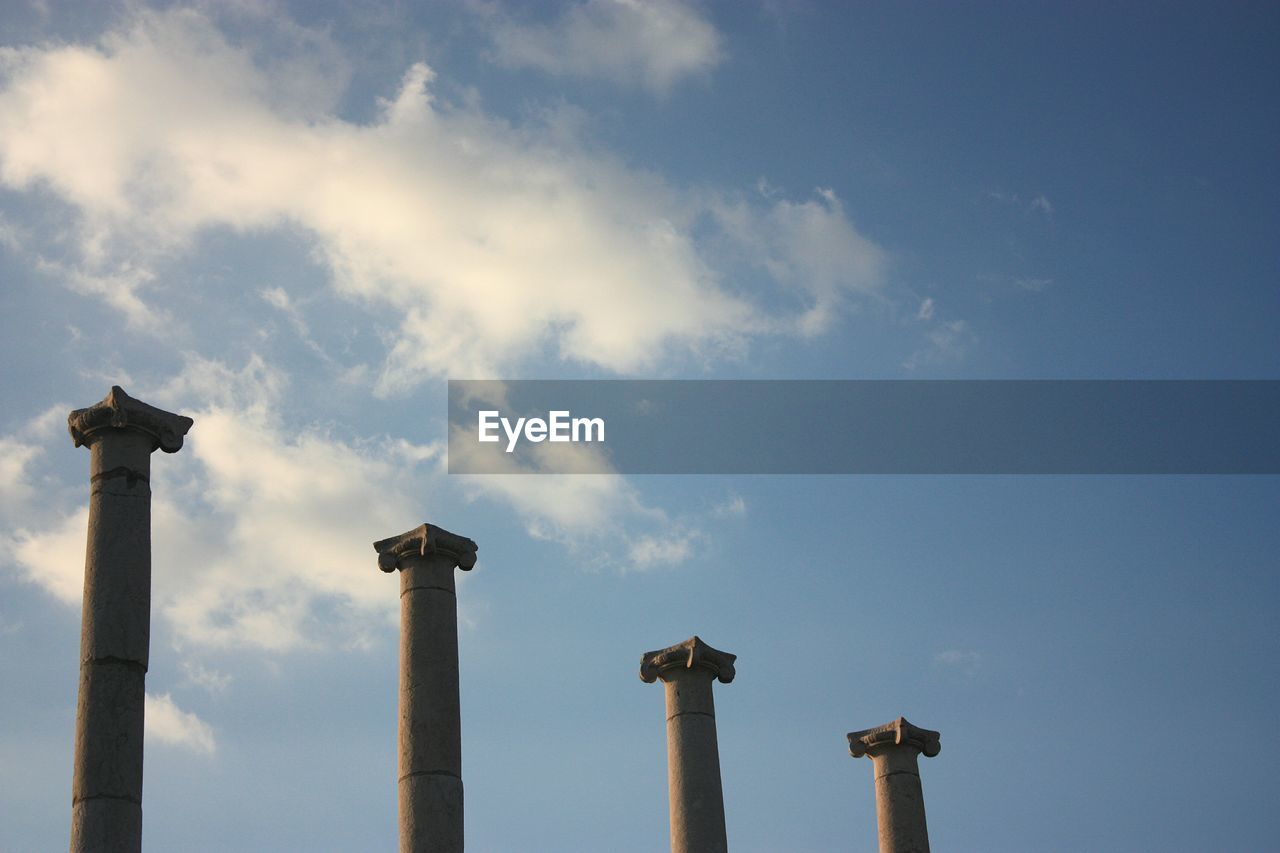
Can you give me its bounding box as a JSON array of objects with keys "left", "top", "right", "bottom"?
[
  {"left": 640, "top": 636, "right": 736, "bottom": 853},
  {"left": 847, "top": 717, "right": 941, "bottom": 853},
  {"left": 374, "top": 523, "right": 478, "bottom": 853},
  {"left": 66, "top": 386, "right": 192, "bottom": 853}
]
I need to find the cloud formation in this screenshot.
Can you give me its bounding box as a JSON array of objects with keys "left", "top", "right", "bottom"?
[
  {"left": 145, "top": 692, "right": 216, "bottom": 754},
  {"left": 486, "top": 0, "right": 724, "bottom": 94},
  {"left": 2, "top": 357, "right": 433, "bottom": 650},
  {"left": 0, "top": 6, "right": 887, "bottom": 647},
  {"left": 3, "top": 356, "right": 700, "bottom": 649},
  {"left": 447, "top": 393, "right": 695, "bottom": 570},
  {"left": 0, "top": 6, "right": 882, "bottom": 393}
]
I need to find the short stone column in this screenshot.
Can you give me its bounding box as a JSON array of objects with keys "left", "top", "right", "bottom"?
[
  {"left": 374, "top": 523, "right": 478, "bottom": 853},
  {"left": 847, "top": 717, "right": 941, "bottom": 853},
  {"left": 66, "top": 386, "right": 192, "bottom": 853},
  {"left": 640, "top": 636, "right": 736, "bottom": 853}
]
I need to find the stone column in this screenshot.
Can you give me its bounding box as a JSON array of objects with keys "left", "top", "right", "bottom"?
[
  {"left": 640, "top": 636, "right": 736, "bottom": 853},
  {"left": 374, "top": 523, "right": 478, "bottom": 853},
  {"left": 66, "top": 386, "right": 192, "bottom": 853},
  {"left": 847, "top": 717, "right": 941, "bottom": 853}
]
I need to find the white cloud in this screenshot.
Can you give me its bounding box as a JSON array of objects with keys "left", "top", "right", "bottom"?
[
  {"left": 1030, "top": 193, "right": 1053, "bottom": 216},
  {"left": 1, "top": 355, "right": 700, "bottom": 646},
  {"left": 985, "top": 189, "right": 1054, "bottom": 217},
  {"left": 448, "top": 414, "right": 682, "bottom": 567},
  {"left": 627, "top": 529, "right": 698, "bottom": 569},
  {"left": 713, "top": 188, "right": 885, "bottom": 336},
  {"left": 0, "top": 437, "right": 40, "bottom": 519},
  {"left": 180, "top": 661, "right": 232, "bottom": 695},
  {"left": 0, "top": 8, "right": 891, "bottom": 642},
  {"left": 933, "top": 649, "right": 981, "bottom": 677},
  {"left": 259, "top": 286, "right": 335, "bottom": 363},
  {"left": 147, "top": 357, "right": 434, "bottom": 650},
  {"left": 36, "top": 256, "right": 166, "bottom": 333},
  {"left": 711, "top": 493, "right": 746, "bottom": 518},
  {"left": 0, "top": 407, "right": 86, "bottom": 604},
  {"left": 486, "top": 0, "right": 724, "bottom": 94},
  {"left": 11, "top": 505, "right": 88, "bottom": 605},
  {"left": 934, "top": 649, "right": 980, "bottom": 665},
  {"left": 145, "top": 692, "right": 216, "bottom": 755},
  {"left": 916, "top": 297, "right": 935, "bottom": 321},
  {"left": 3, "top": 356, "right": 441, "bottom": 651},
  {"left": 0, "top": 7, "right": 882, "bottom": 392},
  {"left": 903, "top": 318, "right": 971, "bottom": 371}
]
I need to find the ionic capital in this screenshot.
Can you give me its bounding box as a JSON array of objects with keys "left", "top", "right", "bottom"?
[
  {"left": 640, "top": 636, "right": 736, "bottom": 684},
  {"left": 847, "top": 717, "right": 940, "bottom": 759},
  {"left": 374, "top": 523, "right": 478, "bottom": 573},
  {"left": 67, "top": 386, "right": 193, "bottom": 453}
]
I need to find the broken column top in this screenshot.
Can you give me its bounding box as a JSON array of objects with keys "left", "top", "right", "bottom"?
[
  {"left": 374, "top": 522, "right": 478, "bottom": 573},
  {"left": 847, "top": 717, "right": 941, "bottom": 759},
  {"left": 67, "top": 385, "right": 193, "bottom": 453},
  {"left": 640, "top": 635, "right": 736, "bottom": 684}
]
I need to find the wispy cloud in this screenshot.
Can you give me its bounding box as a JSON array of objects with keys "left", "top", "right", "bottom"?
[
  {"left": 1, "top": 353, "right": 706, "bottom": 647},
  {"left": 933, "top": 648, "right": 982, "bottom": 678},
  {"left": 983, "top": 189, "right": 1055, "bottom": 218},
  {"left": 711, "top": 493, "right": 746, "bottom": 518},
  {"left": 712, "top": 187, "right": 885, "bottom": 337},
  {"left": 484, "top": 0, "right": 724, "bottom": 94},
  {"left": 903, "top": 318, "right": 972, "bottom": 371},
  {"left": 1014, "top": 276, "right": 1052, "bottom": 292},
  {"left": 627, "top": 529, "right": 699, "bottom": 569},
  {"left": 934, "top": 649, "right": 981, "bottom": 666},
  {"left": 4, "top": 356, "right": 436, "bottom": 650},
  {"left": 145, "top": 692, "right": 216, "bottom": 755},
  {"left": 0, "top": 7, "right": 881, "bottom": 392},
  {"left": 180, "top": 661, "right": 232, "bottom": 695},
  {"left": 447, "top": 392, "right": 688, "bottom": 569}
]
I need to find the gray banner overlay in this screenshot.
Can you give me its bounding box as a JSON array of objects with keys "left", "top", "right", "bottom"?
[{"left": 447, "top": 380, "right": 1280, "bottom": 475}]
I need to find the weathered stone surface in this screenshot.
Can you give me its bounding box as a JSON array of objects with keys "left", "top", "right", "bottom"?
[
  {"left": 375, "top": 523, "right": 475, "bottom": 853},
  {"left": 68, "top": 389, "right": 190, "bottom": 853},
  {"left": 68, "top": 386, "right": 193, "bottom": 453},
  {"left": 639, "top": 635, "right": 736, "bottom": 685},
  {"left": 400, "top": 773, "right": 463, "bottom": 853},
  {"left": 847, "top": 717, "right": 940, "bottom": 759},
  {"left": 375, "top": 523, "right": 477, "bottom": 573},
  {"left": 69, "top": 800, "right": 143, "bottom": 853},
  {"left": 398, "top": 559, "right": 462, "bottom": 778},
  {"left": 80, "top": 431, "right": 154, "bottom": 668},
  {"left": 642, "top": 636, "right": 735, "bottom": 853},
  {"left": 72, "top": 662, "right": 145, "bottom": 803},
  {"left": 847, "top": 717, "right": 940, "bottom": 853}
]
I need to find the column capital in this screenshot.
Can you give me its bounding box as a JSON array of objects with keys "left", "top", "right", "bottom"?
[
  {"left": 68, "top": 386, "right": 193, "bottom": 453},
  {"left": 640, "top": 635, "right": 736, "bottom": 684},
  {"left": 848, "top": 716, "right": 940, "bottom": 759},
  {"left": 374, "top": 523, "right": 478, "bottom": 573}
]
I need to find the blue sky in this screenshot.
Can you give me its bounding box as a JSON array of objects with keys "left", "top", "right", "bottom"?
[{"left": 1, "top": 1, "right": 1277, "bottom": 850}]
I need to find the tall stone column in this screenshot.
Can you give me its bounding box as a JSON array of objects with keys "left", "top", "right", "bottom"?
[
  {"left": 374, "top": 523, "right": 478, "bottom": 853},
  {"left": 640, "top": 636, "right": 736, "bottom": 853},
  {"left": 847, "top": 717, "right": 941, "bottom": 853},
  {"left": 66, "top": 386, "right": 192, "bottom": 853}
]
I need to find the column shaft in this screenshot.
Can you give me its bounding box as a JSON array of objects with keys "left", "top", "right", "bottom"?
[
  {"left": 65, "top": 387, "right": 190, "bottom": 853},
  {"left": 663, "top": 671, "right": 728, "bottom": 853},
  {"left": 71, "top": 431, "right": 154, "bottom": 853},
  {"left": 870, "top": 749, "right": 930, "bottom": 853},
  {"left": 848, "top": 717, "right": 940, "bottom": 853},
  {"left": 640, "top": 636, "right": 735, "bottom": 853},
  {"left": 398, "top": 554, "right": 463, "bottom": 853}
]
